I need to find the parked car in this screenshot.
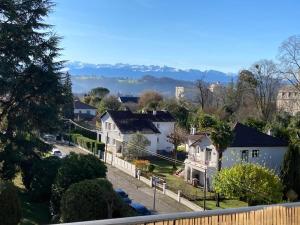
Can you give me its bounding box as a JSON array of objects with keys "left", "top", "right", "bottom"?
[
  {"left": 52, "top": 148, "right": 63, "bottom": 158},
  {"left": 129, "top": 202, "right": 151, "bottom": 216},
  {"left": 115, "top": 188, "right": 132, "bottom": 204},
  {"left": 43, "top": 134, "right": 56, "bottom": 142}
]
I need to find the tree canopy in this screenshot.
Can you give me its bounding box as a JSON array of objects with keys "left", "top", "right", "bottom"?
[
  {"left": 0, "top": 0, "right": 68, "bottom": 180},
  {"left": 60, "top": 179, "right": 128, "bottom": 222},
  {"left": 281, "top": 143, "right": 300, "bottom": 201},
  {"left": 138, "top": 91, "right": 163, "bottom": 110},
  {"left": 124, "top": 132, "right": 150, "bottom": 160},
  {"left": 50, "top": 153, "right": 107, "bottom": 215}
]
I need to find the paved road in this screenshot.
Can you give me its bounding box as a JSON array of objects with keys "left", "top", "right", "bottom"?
[{"left": 55, "top": 143, "right": 191, "bottom": 214}]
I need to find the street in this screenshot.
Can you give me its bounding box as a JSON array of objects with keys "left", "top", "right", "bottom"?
[{"left": 55, "top": 143, "right": 191, "bottom": 214}]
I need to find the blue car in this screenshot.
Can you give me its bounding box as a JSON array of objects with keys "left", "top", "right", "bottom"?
[
  {"left": 129, "top": 202, "right": 151, "bottom": 216},
  {"left": 115, "top": 188, "right": 132, "bottom": 204}
]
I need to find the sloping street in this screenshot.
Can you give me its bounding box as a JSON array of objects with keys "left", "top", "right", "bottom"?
[{"left": 55, "top": 143, "right": 191, "bottom": 214}]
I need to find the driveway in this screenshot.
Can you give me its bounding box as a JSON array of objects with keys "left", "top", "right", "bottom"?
[{"left": 55, "top": 143, "right": 192, "bottom": 214}]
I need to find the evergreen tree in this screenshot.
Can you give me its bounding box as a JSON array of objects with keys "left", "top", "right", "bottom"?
[
  {"left": 62, "top": 72, "right": 74, "bottom": 119},
  {"left": 281, "top": 143, "right": 300, "bottom": 200},
  {"left": 0, "top": 0, "right": 66, "bottom": 178}
]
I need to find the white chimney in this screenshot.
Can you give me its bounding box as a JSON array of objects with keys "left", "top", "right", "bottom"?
[
  {"left": 190, "top": 127, "right": 196, "bottom": 135},
  {"left": 267, "top": 129, "right": 272, "bottom": 136},
  {"left": 153, "top": 110, "right": 157, "bottom": 115}
]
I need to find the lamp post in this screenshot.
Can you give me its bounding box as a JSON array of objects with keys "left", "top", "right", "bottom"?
[
  {"left": 203, "top": 168, "right": 207, "bottom": 211},
  {"left": 153, "top": 176, "right": 158, "bottom": 211}
]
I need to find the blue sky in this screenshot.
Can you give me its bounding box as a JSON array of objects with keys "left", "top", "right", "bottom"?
[{"left": 48, "top": 0, "right": 300, "bottom": 73}]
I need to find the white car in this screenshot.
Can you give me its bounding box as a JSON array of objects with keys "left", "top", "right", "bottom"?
[{"left": 52, "top": 148, "right": 63, "bottom": 158}]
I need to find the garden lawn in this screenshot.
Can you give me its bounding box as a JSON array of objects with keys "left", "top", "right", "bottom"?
[
  {"left": 146, "top": 158, "right": 247, "bottom": 209},
  {"left": 195, "top": 199, "right": 248, "bottom": 210},
  {"left": 13, "top": 174, "right": 51, "bottom": 225}
]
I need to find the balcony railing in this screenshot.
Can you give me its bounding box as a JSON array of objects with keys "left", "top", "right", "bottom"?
[
  {"left": 188, "top": 155, "right": 217, "bottom": 167},
  {"left": 57, "top": 202, "right": 300, "bottom": 225}
]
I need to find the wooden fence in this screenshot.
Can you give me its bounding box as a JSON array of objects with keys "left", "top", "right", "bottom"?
[{"left": 58, "top": 202, "right": 300, "bottom": 225}]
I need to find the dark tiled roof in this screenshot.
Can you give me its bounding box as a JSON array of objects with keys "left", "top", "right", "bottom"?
[
  {"left": 230, "top": 122, "right": 288, "bottom": 147},
  {"left": 74, "top": 100, "right": 97, "bottom": 110},
  {"left": 119, "top": 96, "right": 140, "bottom": 103},
  {"left": 137, "top": 111, "right": 176, "bottom": 122},
  {"left": 103, "top": 110, "right": 160, "bottom": 134}
]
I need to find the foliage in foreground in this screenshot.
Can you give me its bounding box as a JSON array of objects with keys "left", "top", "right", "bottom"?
[
  {"left": 29, "top": 156, "right": 61, "bottom": 202},
  {"left": 50, "top": 153, "right": 107, "bottom": 215},
  {"left": 0, "top": 180, "right": 22, "bottom": 225},
  {"left": 281, "top": 143, "right": 300, "bottom": 201},
  {"left": 60, "top": 179, "right": 131, "bottom": 222},
  {"left": 213, "top": 163, "right": 283, "bottom": 205}
]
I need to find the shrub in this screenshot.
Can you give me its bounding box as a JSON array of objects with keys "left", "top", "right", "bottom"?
[
  {"left": 30, "top": 156, "right": 61, "bottom": 202},
  {"left": 50, "top": 153, "right": 107, "bottom": 215},
  {"left": 214, "top": 163, "right": 283, "bottom": 205},
  {"left": 0, "top": 181, "right": 22, "bottom": 225},
  {"left": 133, "top": 159, "right": 150, "bottom": 171},
  {"left": 148, "top": 164, "right": 155, "bottom": 172},
  {"left": 60, "top": 179, "right": 128, "bottom": 222}
]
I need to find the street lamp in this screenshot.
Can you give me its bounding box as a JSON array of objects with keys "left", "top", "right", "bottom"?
[
  {"left": 152, "top": 176, "right": 160, "bottom": 211},
  {"left": 203, "top": 168, "right": 207, "bottom": 211}
]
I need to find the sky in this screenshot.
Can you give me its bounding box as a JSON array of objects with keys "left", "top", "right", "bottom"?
[{"left": 48, "top": 0, "right": 300, "bottom": 73}]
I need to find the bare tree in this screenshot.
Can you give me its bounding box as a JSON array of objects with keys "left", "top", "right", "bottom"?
[
  {"left": 278, "top": 35, "right": 300, "bottom": 90},
  {"left": 195, "top": 77, "right": 211, "bottom": 110},
  {"left": 243, "top": 60, "right": 281, "bottom": 121},
  {"left": 138, "top": 91, "right": 163, "bottom": 110},
  {"left": 166, "top": 125, "right": 187, "bottom": 166}
]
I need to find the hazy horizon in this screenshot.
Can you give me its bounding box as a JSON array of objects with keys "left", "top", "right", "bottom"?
[{"left": 48, "top": 0, "right": 300, "bottom": 74}]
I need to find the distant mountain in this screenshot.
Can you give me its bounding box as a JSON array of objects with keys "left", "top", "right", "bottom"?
[
  {"left": 72, "top": 75, "right": 195, "bottom": 96},
  {"left": 66, "top": 61, "right": 236, "bottom": 83},
  {"left": 67, "top": 62, "right": 237, "bottom": 95}
]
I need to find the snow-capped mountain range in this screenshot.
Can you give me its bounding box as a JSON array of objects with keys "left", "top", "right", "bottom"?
[{"left": 66, "top": 61, "right": 236, "bottom": 83}]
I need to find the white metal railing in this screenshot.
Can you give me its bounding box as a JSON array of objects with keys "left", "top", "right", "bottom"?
[{"left": 187, "top": 155, "right": 217, "bottom": 167}]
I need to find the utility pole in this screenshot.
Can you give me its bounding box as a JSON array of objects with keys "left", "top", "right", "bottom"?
[
  {"left": 203, "top": 168, "right": 207, "bottom": 211},
  {"left": 153, "top": 177, "right": 157, "bottom": 211},
  {"left": 104, "top": 132, "right": 108, "bottom": 163}
]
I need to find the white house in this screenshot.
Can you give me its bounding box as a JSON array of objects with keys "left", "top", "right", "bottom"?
[
  {"left": 100, "top": 110, "right": 175, "bottom": 155},
  {"left": 74, "top": 100, "right": 97, "bottom": 116},
  {"left": 184, "top": 123, "right": 288, "bottom": 190}
]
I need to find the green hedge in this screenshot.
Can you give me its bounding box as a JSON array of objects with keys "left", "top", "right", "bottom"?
[
  {"left": 73, "top": 128, "right": 97, "bottom": 140},
  {"left": 71, "top": 134, "right": 105, "bottom": 154}
]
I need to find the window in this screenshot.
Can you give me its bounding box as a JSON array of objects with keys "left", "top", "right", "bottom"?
[
  {"left": 252, "top": 150, "right": 259, "bottom": 158},
  {"left": 107, "top": 137, "right": 110, "bottom": 144},
  {"left": 79, "top": 110, "right": 82, "bottom": 114},
  {"left": 157, "top": 137, "right": 159, "bottom": 143},
  {"left": 112, "top": 139, "right": 116, "bottom": 145},
  {"left": 197, "top": 146, "right": 201, "bottom": 153},
  {"left": 113, "top": 124, "right": 116, "bottom": 130},
  {"left": 108, "top": 123, "right": 111, "bottom": 130},
  {"left": 241, "top": 150, "right": 249, "bottom": 162},
  {"left": 86, "top": 110, "right": 90, "bottom": 114},
  {"left": 157, "top": 123, "right": 160, "bottom": 128},
  {"left": 205, "top": 148, "right": 212, "bottom": 161},
  {"left": 105, "top": 122, "right": 108, "bottom": 130},
  {"left": 282, "top": 92, "right": 285, "bottom": 97}
]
